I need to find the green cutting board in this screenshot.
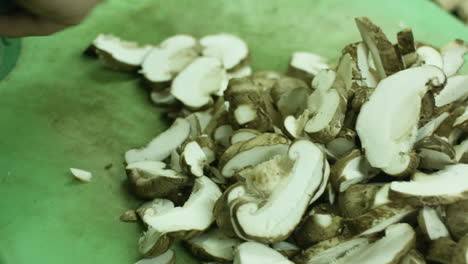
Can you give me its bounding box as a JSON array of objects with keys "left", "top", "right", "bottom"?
[{"left": 0, "top": 0, "right": 466, "bottom": 263}]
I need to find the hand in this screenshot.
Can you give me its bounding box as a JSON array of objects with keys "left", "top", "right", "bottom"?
[{"left": 0, "top": 0, "right": 102, "bottom": 38}]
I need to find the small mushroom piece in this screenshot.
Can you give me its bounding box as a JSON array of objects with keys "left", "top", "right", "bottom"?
[
  {"left": 441, "top": 39, "right": 468, "bottom": 77},
  {"left": 200, "top": 34, "right": 249, "bottom": 70},
  {"left": 396, "top": 29, "right": 418, "bottom": 68},
  {"left": 171, "top": 57, "right": 228, "bottom": 109},
  {"left": 415, "top": 112, "right": 450, "bottom": 142},
  {"left": 454, "top": 138, "right": 468, "bottom": 163},
  {"left": 287, "top": 52, "right": 329, "bottom": 83},
  {"left": 125, "top": 118, "right": 191, "bottom": 164},
  {"left": 356, "top": 65, "right": 446, "bottom": 176},
  {"left": 283, "top": 110, "right": 311, "bottom": 139},
  {"left": 270, "top": 76, "right": 311, "bottom": 118},
  {"left": 434, "top": 75, "right": 468, "bottom": 108},
  {"left": 234, "top": 242, "right": 293, "bottom": 264},
  {"left": 415, "top": 136, "right": 456, "bottom": 170},
  {"left": 333, "top": 224, "right": 415, "bottom": 264},
  {"left": 126, "top": 161, "right": 189, "bottom": 199},
  {"left": 185, "top": 228, "right": 242, "bottom": 262},
  {"left": 70, "top": 168, "right": 92, "bottom": 182},
  {"left": 294, "top": 212, "right": 344, "bottom": 248},
  {"left": 427, "top": 237, "right": 457, "bottom": 264},
  {"left": 446, "top": 199, "right": 468, "bottom": 241},
  {"left": 150, "top": 90, "right": 179, "bottom": 107},
  {"left": 417, "top": 207, "right": 450, "bottom": 241},
  {"left": 140, "top": 35, "right": 199, "bottom": 89},
  {"left": 92, "top": 34, "right": 152, "bottom": 72},
  {"left": 219, "top": 133, "right": 290, "bottom": 178},
  {"left": 135, "top": 249, "right": 175, "bottom": 264},
  {"left": 389, "top": 164, "right": 468, "bottom": 206},
  {"left": 344, "top": 202, "right": 417, "bottom": 235},
  {"left": 338, "top": 184, "right": 380, "bottom": 218},
  {"left": 230, "top": 129, "right": 260, "bottom": 145},
  {"left": 293, "top": 236, "right": 370, "bottom": 264},
  {"left": 120, "top": 210, "right": 138, "bottom": 222},
  {"left": 325, "top": 128, "right": 357, "bottom": 160},
  {"left": 214, "top": 125, "right": 234, "bottom": 149},
  {"left": 229, "top": 140, "right": 326, "bottom": 243},
  {"left": 355, "top": 17, "right": 401, "bottom": 79},
  {"left": 416, "top": 46, "right": 444, "bottom": 69},
  {"left": 330, "top": 149, "right": 379, "bottom": 192},
  {"left": 272, "top": 241, "right": 300, "bottom": 258}
]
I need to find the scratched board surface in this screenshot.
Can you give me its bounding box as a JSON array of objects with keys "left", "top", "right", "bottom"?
[{"left": 0, "top": 0, "right": 466, "bottom": 263}]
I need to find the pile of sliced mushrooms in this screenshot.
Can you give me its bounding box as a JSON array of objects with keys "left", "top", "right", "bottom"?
[{"left": 87, "top": 17, "right": 468, "bottom": 264}]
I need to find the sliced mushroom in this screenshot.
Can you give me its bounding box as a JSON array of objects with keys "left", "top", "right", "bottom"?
[
  {"left": 125, "top": 118, "right": 191, "bottom": 164},
  {"left": 214, "top": 125, "right": 234, "bottom": 149},
  {"left": 126, "top": 161, "right": 189, "bottom": 199},
  {"left": 452, "top": 234, "right": 468, "bottom": 264},
  {"left": 70, "top": 168, "right": 92, "bottom": 182},
  {"left": 335, "top": 53, "right": 361, "bottom": 100},
  {"left": 338, "top": 184, "right": 380, "bottom": 218},
  {"left": 446, "top": 199, "right": 468, "bottom": 241},
  {"left": 141, "top": 35, "right": 199, "bottom": 89},
  {"left": 293, "top": 236, "right": 370, "bottom": 264},
  {"left": 415, "top": 135, "right": 456, "bottom": 170},
  {"left": 283, "top": 110, "right": 311, "bottom": 139},
  {"left": 356, "top": 65, "right": 446, "bottom": 176},
  {"left": 181, "top": 141, "right": 208, "bottom": 177},
  {"left": 229, "top": 140, "right": 326, "bottom": 243},
  {"left": 415, "top": 46, "right": 444, "bottom": 69},
  {"left": 272, "top": 241, "right": 300, "bottom": 258},
  {"left": 389, "top": 164, "right": 468, "bottom": 206},
  {"left": 142, "top": 176, "right": 222, "bottom": 243},
  {"left": 331, "top": 149, "right": 379, "bottom": 192},
  {"left": 333, "top": 224, "right": 415, "bottom": 264},
  {"left": 230, "top": 129, "right": 260, "bottom": 145},
  {"left": 417, "top": 207, "right": 450, "bottom": 241},
  {"left": 454, "top": 138, "right": 468, "bottom": 163},
  {"left": 185, "top": 228, "right": 242, "bottom": 262},
  {"left": 416, "top": 112, "right": 450, "bottom": 142},
  {"left": 441, "top": 39, "right": 468, "bottom": 77},
  {"left": 427, "top": 237, "right": 457, "bottom": 264},
  {"left": 355, "top": 17, "right": 401, "bottom": 79},
  {"left": 342, "top": 42, "right": 378, "bottom": 88},
  {"left": 200, "top": 34, "right": 249, "bottom": 70},
  {"left": 219, "top": 133, "right": 290, "bottom": 178},
  {"left": 135, "top": 249, "right": 175, "bottom": 264},
  {"left": 171, "top": 57, "right": 228, "bottom": 109},
  {"left": 287, "top": 52, "right": 329, "bottom": 83},
  {"left": 150, "top": 89, "right": 179, "bottom": 107},
  {"left": 233, "top": 242, "right": 293, "bottom": 264},
  {"left": 92, "top": 34, "right": 152, "bottom": 72},
  {"left": 344, "top": 202, "right": 417, "bottom": 235},
  {"left": 294, "top": 212, "right": 344, "bottom": 248},
  {"left": 434, "top": 75, "right": 468, "bottom": 108},
  {"left": 454, "top": 106, "right": 468, "bottom": 131},
  {"left": 228, "top": 64, "right": 253, "bottom": 80},
  {"left": 270, "top": 76, "right": 311, "bottom": 118},
  {"left": 372, "top": 184, "right": 392, "bottom": 208},
  {"left": 396, "top": 29, "right": 417, "bottom": 68},
  {"left": 325, "top": 128, "right": 357, "bottom": 160}
]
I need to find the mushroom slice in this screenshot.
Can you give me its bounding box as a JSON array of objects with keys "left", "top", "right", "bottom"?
[
  {"left": 417, "top": 207, "right": 450, "bottom": 241},
  {"left": 427, "top": 237, "right": 457, "bottom": 264},
  {"left": 230, "top": 129, "right": 260, "bottom": 145},
  {"left": 142, "top": 176, "right": 222, "bottom": 238},
  {"left": 304, "top": 87, "right": 347, "bottom": 143},
  {"left": 452, "top": 234, "right": 468, "bottom": 264},
  {"left": 200, "top": 34, "right": 249, "bottom": 70},
  {"left": 270, "top": 76, "right": 311, "bottom": 118},
  {"left": 150, "top": 90, "right": 178, "bottom": 107},
  {"left": 171, "top": 57, "right": 228, "bottom": 109},
  {"left": 181, "top": 141, "right": 208, "bottom": 177},
  {"left": 342, "top": 42, "right": 378, "bottom": 88},
  {"left": 434, "top": 75, "right": 468, "bottom": 107},
  {"left": 185, "top": 228, "right": 242, "bottom": 262},
  {"left": 234, "top": 242, "right": 293, "bottom": 264},
  {"left": 293, "top": 237, "right": 370, "bottom": 264},
  {"left": 454, "top": 138, "right": 468, "bottom": 163},
  {"left": 330, "top": 149, "right": 379, "bottom": 192},
  {"left": 389, "top": 164, "right": 468, "bottom": 206},
  {"left": 126, "top": 161, "right": 189, "bottom": 199},
  {"left": 415, "top": 136, "right": 456, "bottom": 170},
  {"left": 228, "top": 65, "right": 253, "bottom": 80},
  {"left": 230, "top": 140, "right": 325, "bottom": 243},
  {"left": 214, "top": 125, "right": 234, "bottom": 148},
  {"left": 272, "top": 241, "right": 300, "bottom": 258},
  {"left": 335, "top": 53, "right": 361, "bottom": 100},
  {"left": 219, "top": 133, "right": 290, "bottom": 178},
  {"left": 325, "top": 128, "right": 357, "bottom": 159},
  {"left": 338, "top": 184, "right": 380, "bottom": 218},
  {"left": 70, "top": 168, "right": 92, "bottom": 182},
  {"left": 334, "top": 224, "right": 415, "bottom": 264},
  {"left": 135, "top": 249, "right": 175, "bottom": 264},
  {"left": 399, "top": 249, "right": 426, "bottom": 264},
  {"left": 372, "top": 184, "right": 392, "bottom": 208},
  {"left": 294, "top": 212, "right": 344, "bottom": 248},
  {"left": 125, "top": 118, "right": 191, "bottom": 164},
  {"left": 287, "top": 52, "right": 329, "bottom": 83},
  {"left": 344, "top": 202, "right": 417, "bottom": 235},
  {"left": 441, "top": 39, "right": 468, "bottom": 77},
  {"left": 283, "top": 110, "right": 311, "bottom": 139},
  {"left": 356, "top": 65, "right": 446, "bottom": 176},
  {"left": 355, "top": 17, "right": 401, "bottom": 79},
  {"left": 416, "top": 46, "right": 444, "bottom": 69},
  {"left": 446, "top": 199, "right": 468, "bottom": 241},
  {"left": 416, "top": 112, "right": 450, "bottom": 142},
  {"left": 141, "top": 35, "right": 199, "bottom": 89},
  {"left": 454, "top": 106, "right": 468, "bottom": 130},
  {"left": 92, "top": 34, "right": 152, "bottom": 72},
  {"left": 397, "top": 29, "right": 417, "bottom": 68}
]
